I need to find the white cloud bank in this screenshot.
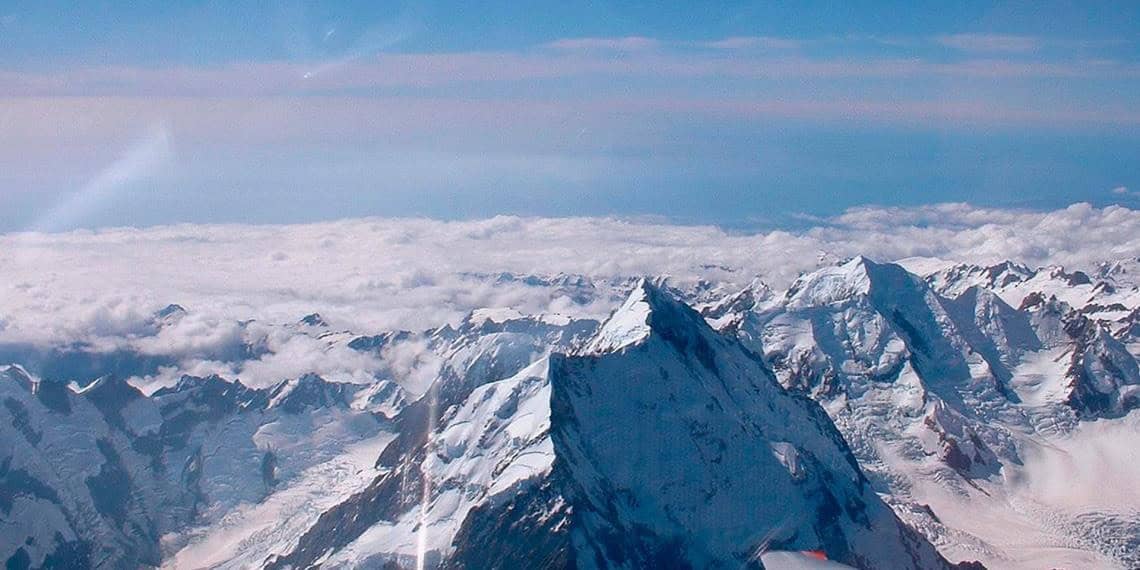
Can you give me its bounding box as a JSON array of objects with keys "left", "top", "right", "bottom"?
[{"left": 1, "top": 202, "right": 1137, "bottom": 349}]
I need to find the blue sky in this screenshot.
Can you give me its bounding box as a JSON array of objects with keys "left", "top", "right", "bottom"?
[{"left": 1, "top": 1, "right": 1138, "bottom": 231}]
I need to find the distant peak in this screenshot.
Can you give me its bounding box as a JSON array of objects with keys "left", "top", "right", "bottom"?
[
  {"left": 786, "top": 256, "right": 878, "bottom": 306},
  {"left": 73, "top": 374, "right": 116, "bottom": 395},
  {"left": 926, "top": 260, "right": 1036, "bottom": 297},
  {"left": 299, "top": 313, "right": 328, "bottom": 327},
  {"left": 157, "top": 373, "right": 254, "bottom": 396},
  {"left": 172, "top": 373, "right": 215, "bottom": 391},
  {"left": 784, "top": 257, "right": 925, "bottom": 309},
  {"left": 700, "top": 277, "right": 772, "bottom": 321},
  {"left": 1, "top": 364, "right": 35, "bottom": 392},
  {"left": 268, "top": 373, "right": 351, "bottom": 413},
  {"left": 153, "top": 303, "right": 187, "bottom": 327},
  {"left": 844, "top": 254, "right": 877, "bottom": 267},
  {"left": 988, "top": 260, "right": 1033, "bottom": 275},
  {"left": 156, "top": 303, "right": 187, "bottom": 318}
]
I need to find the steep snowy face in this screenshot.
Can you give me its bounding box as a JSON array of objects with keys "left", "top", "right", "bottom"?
[
  {"left": 698, "top": 277, "right": 773, "bottom": 332},
  {"left": 266, "top": 282, "right": 955, "bottom": 570},
  {"left": 0, "top": 366, "right": 167, "bottom": 569},
  {"left": 739, "top": 258, "right": 986, "bottom": 402},
  {"left": 929, "top": 260, "right": 1140, "bottom": 336},
  {"left": 583, "top": 279, "right": 655, "bottom": 353},
  {"left": 926, "top": 261, "right": 1036, "bottom": 300},
  {"left": 248, "top": 314, "right": 595, "bottom": 569},
  {"left": 0, "top": 364, "right": 392, "bottom": 570},
  {"left": 728, "top": 258, "right": 1140, "bottom": 568},
  {"left": 546, "top": 281, "right": 951, "bottom": 569},
  {"left": 724, "top": 259, "right": 1022, "bottom": 496},
  {"left": 940, "top": 286, "right": 1042, "bottom": 373},
  {"left": 784, "top": 256, "right": 879, "bottom": 309},
  {"left": 1047, "top": 308, "right": 1140, "bottom": 417},
  {"left": 294, "top": 359, "right": 559, "bottom": 570},
  {"left": 421, "top": 311, "right": 599, "bottom": 423}
]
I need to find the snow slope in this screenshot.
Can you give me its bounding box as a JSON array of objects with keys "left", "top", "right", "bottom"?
[{"left": 717, "top": 257, "right": 1140, "bottom": 568}]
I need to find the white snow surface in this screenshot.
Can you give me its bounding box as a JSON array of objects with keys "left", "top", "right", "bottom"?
[
  {"left": 584, "top": 279, "right": 654, "bottom": 353},
  {"left": 166, "top": 432, "right": 395, "bottom": 569},
  {"left": 326, "top": 358, "right": 555, "bottom": 567}
]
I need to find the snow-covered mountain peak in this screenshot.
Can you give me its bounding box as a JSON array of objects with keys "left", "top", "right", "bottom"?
[
  {"left": 0, "top": 363, "right": 35, "bottom": 392},
  {"left": 299, "top": 312, "right": 329, "bottom": 327},
  {"left": 6, "top": 255, "right": 1140, "bottom": 569},
  {"left": 794, "top": 256, "right": 875, "bottom": 302},
  {"left": 544, "top": 285, "right": 954, "bottom": 569},
  {"left": 1096, "top": 255, "right": 1140, "bottom": 282},
  {"left": 151, "top": 373, "right": 270, "bottom": 418},
  {"left": 159, "top": 373, "right": 252, "bottom": 398},
  {"left": 783, "top": 256, "right": 923, "bottom": 309},
  {"left": 583, "top": 277, "right": 714, "bottom": 354},
  {"left": 267, "top": 373, "right": 353, "bottom": 413},
  {"left": 1042, "top": 265, "right": 1093, "bottom": 286},
  {"left": 699, "top": 276, "right": 773, "bottom": 327},
  {"left": 153, "top": 303, "right": 188, "bottom": 327},
  {"left": 926, "top": 261, "right": 1035, "bottom": 298},
  {"left": 261, "top": 282, "right": 964, "bottom": 569},
  {"left": 583, "top": 278, "right": 657, "bottom": 353},
  {"left": 459, "top": 308, "right": 576, "bottom": 332}
]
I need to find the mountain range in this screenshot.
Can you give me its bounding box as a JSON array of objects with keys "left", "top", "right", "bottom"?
[{"left": 2, "top": 256, "right": 1139, "bottom": 569}]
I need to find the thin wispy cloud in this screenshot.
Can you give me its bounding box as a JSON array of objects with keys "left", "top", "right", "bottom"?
[
  {"left": 935, "top": 33, "right": 1041, "bottom": 53},
  {"left": 695, "top": 36, "right": 804, "bottom": 50},
  {"left": 2, "top": 38, "right": 1134, "bottom": 99},
  {"left": 544, "top": 36, "right": 660, "bottom": 51},
  {"left": 1111, "top": 186, "right": 1139, "bottom": 200}
]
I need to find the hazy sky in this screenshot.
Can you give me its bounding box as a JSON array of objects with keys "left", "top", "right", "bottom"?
[{"left": 2, "top": 1, "right": 1138, "bottom": 231}]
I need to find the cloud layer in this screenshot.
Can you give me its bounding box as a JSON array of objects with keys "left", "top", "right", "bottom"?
[{"left": 2, "top": 202, "right": 1137, "bottom": 351}]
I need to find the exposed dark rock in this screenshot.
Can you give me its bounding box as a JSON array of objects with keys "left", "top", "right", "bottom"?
[
  {"left": 0, "top": 457, "right": 61, "bottom": 515},
  {"left": 85, "top": 439, "right": 132, "bottom": 525},
  {"left": 3, "top": 398, "right": 41, "bottom": 446},
  {"left": 299, "top": 313, "right": 328, "bottom": 327},
  {"left": 79, "top": 375, "right": 145, "bottom": 432},
  {"left": 267, "top": 373, "right": 352, "bottom": 414}
]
